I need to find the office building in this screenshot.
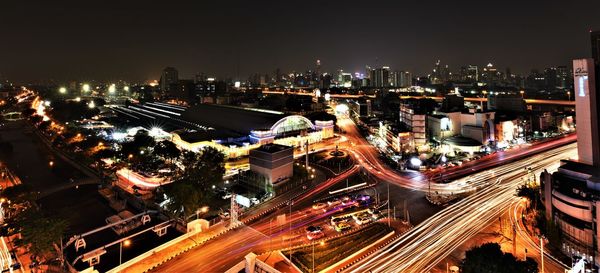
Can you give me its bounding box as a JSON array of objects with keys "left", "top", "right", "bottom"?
[{"left": 249, "top": 144, "right": 294, "bottom": 184}]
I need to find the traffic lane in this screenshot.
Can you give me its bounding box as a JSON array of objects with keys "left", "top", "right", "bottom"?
[
  {"left": 344, "top": 146, "right": 575, "bottom": 272},
  {"left": 153, "top": 225, "right": 267, "bottom": 273},
  {"left": 511, "top": 200, "right": 568, "bottom": 273}
]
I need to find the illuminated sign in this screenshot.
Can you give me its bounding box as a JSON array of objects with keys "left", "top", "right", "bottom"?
[
  {"left": 575, "top": 67, "right": 589, "bottom": 97},
  {"left": 578, "top": 76, "right": 588, "bottom": 97}
]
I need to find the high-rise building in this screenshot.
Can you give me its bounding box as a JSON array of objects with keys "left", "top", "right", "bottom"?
[
  {"left": 370, "top": 66, "right": 390, "bottom": 88},
  {"left": 389, "top": 71, "right": 400, "bottom": 87},
  {"left": 399, "top": 71, "right": 412, "bottom": 87},
  {"left": 467, "top": 65, "right": 479, "bottom": 82},
  {"left": 573, "top": 58, "right": 600, "bottom": 166},
  {"left": 541, "top": 31, "right": 600, "bottom": 266},
  {"left": 160, "top": 67, "right": 178, "bottom": 93}
]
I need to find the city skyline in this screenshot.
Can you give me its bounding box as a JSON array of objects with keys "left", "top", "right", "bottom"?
[{"left": 2, "top": 0, "right": 600, "bottom": 83}]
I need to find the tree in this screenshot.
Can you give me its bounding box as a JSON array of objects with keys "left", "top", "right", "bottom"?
[
  {"left": 163, "top": 182, "right": 201, "bottom": 218},
  {"left": 153, "top": 140, "right": 181, "bottom": 163},
  {"left": 163, "top": 147, "right": 225, "bottom": 220},
  {"left": 461, "top": 243, "right": 538, "bottom": 273},
  {"left": 15, "top": 208, "right": 68, "bottom": 258},
  {"left": 516, "top": 184, "right": 541, "bottom": 210},
  {"left": 121, "top": 130, "right": 155, "bottom": 156}
]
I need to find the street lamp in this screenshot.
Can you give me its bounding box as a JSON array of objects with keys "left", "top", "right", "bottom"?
[
  {"left": 520, "top": 90, "right": 525, "bottom": 98},
  {"left": 120, "top": 239, "right": 131, "bottom": 265},
  {"left": 566, "top": 90, "right": 571, "bottom": 101},
  {"left": 82, "top": 84, "right": 91, "bottom": 93},
  {"left": 59, "top": 87, "right": 67, "bottom": 94},
  {"left": 109, "top": 84, "right": 116, "bottom": 94},
  {"left": 196, "top": 206, "right": 209, "bottom": 219}
]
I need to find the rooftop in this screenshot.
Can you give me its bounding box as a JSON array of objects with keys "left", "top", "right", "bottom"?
[
  {"left": 253, "top": 143, "right": 293, "bottom": 154},
  {"left": 559, "top": 160, "right": 600, "bottom": 178},
  {"left": 181, "top": 104, "right": 285, "bottom": 138}
]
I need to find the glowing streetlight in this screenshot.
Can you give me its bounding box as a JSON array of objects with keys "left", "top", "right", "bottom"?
[
  {"left": 88, "top": 100, "right": 95, "bottom": 109},
  {"left": 520, "top": 90, "right": 525, "bottom": 98},
  {"left": 120, "top": 239, "right": 131, "bottom": 265},
  {"left": 124, "top": 86, "right": 130, "bottom": 92},
  {"left": 108, "top": 84, "right": 116, "bottom": 94},
  {"left": 75, "top": 97, "right": 81, "bottom": 102},
  {"left": 59, "top": 87, "right": 67, "bottom": 94},
  {"left": 82, "top": 84, "right": 91, "bottom": 93},
  {"left": 49, "top": 161, "right": 54, "bottom": 167}
]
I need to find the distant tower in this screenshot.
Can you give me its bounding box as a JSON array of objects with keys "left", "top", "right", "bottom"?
[{"left": 160, "top": 67, "right": 178, "bottom": 93}]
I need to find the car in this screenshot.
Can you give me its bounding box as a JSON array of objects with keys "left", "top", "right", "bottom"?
[
  {"left": 330, "top": 217, "right": 351, "bottom": 226},
  {"left": 312, "top": 202, "right": 327, "bottom": 210},
  {"left": 306, "top": 225, "right": 323, "bottom": 233},
  {"left": 250, "top": 198, "right": 260, "bottom": 205},
  {"left": 335, "top": 222, "right": 352, "bottom": 232},
  {"left": 307, "top": 230, "right": 325, "bottom": 240},
  {"left": 356, "top": 215, "right": 372, "bottom": 225}
]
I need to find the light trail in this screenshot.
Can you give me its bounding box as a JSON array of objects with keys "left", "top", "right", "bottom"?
[{"left": 344, "top": 144, "right": 576, "bottom": 272}]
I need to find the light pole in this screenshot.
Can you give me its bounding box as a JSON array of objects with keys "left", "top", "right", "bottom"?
[
  {"left": 520, "top": 90, "right": 525, "bottom": 98},
  {"left": 567, "top": 90, "right": 571, "bottom": 101},
  {"left": 120, "top": 239, "right": 131, "bottom": 266}
]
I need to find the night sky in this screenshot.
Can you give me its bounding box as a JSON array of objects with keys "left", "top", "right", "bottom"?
[{"left": 2, "top": 0, "right": 600, "bottom": 83}]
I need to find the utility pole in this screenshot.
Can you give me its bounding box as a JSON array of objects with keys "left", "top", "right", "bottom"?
[
  {"left": 387, "top": 183, "right": 390, "bottom": 227},
  {"left": 540, "top": 236, "right": 545, "bottom": 273},
  {"left": 305, "top": 140, "right": 309, "bottom": 168}
]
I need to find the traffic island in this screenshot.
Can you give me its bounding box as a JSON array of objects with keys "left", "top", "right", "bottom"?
[{"left": 283, "top": 223, "right": 393, "bottom": 273}]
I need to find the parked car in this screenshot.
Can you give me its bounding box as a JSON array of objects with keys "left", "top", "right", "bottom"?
[
  {"left": 250, "top": 198, "right": 260, "bottom": 205},
  {"left": 307, "top": 230, "right": 325, "bottom": 240},
  {"left": 335, "top": 222, "right": 352, "bottom": 232}
]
